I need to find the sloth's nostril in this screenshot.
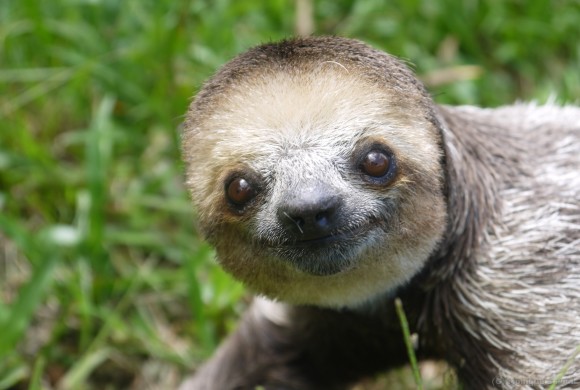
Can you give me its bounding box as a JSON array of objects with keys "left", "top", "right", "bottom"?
[{"left": 277, "top": 182, "right": 343, "bottom": 240}]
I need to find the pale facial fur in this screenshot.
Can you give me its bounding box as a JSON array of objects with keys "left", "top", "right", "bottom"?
[{"left": 184, "top": 64, "right": 446, "bottom": 307}]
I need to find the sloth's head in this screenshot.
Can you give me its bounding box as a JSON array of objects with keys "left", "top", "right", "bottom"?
[{"left": 183, "top": 37, "right": 447, "bottom": 307}]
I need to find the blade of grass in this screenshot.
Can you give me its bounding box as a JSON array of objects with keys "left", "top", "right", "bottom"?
[
  {"left": 58, "top": 348, "right": 112, "bottom": 390},
  {"left": 0, "top": 67, "right": 71, "bottom": 83},
  {"left": 395, "top": 297, "right": 423, "bottom": 390},
  {"left": 0, "top": 365, "right": 27, "bottom": 390},
  {"left": 27, "top": 355, "right": 45, "bottom": 390},
  {"left": 185, "top": 244, "right": 217, "bottom": 354},
  {"left": 82, "top": 96, "right": 115, "bottom": 302},
  {"left": 0, "top": 215, "right": 58, "bottom": 359},
  {"left": 0, "top": 69, "right": 74, "bottom": 116},
  {"left": 548, "top": 343, "right": 580, "bottom": 390}
]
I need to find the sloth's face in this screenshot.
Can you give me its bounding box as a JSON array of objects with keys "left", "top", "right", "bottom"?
[{"left": 184, "top": 66, "right": 447, "bottom": 307}]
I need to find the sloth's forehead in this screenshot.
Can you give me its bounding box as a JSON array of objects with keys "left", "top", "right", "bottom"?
[{"left": 203, "top": 69, "right": 418, "bottom": 161}]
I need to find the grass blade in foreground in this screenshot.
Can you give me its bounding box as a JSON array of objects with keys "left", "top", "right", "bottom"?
[
  {"left": 395, "top": 297, "right": 423, "bottom": 390},
  {"left": 0, "top": 216, "right": 58, "bottom": 359}
]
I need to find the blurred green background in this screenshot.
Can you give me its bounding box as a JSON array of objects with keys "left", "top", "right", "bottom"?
[{"left": 1, "top": 0, "right": 579, "bottom": 389}]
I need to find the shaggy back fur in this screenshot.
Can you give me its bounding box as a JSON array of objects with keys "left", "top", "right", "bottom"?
[{"left": 426, "top": 104, "right": 580, "bottom": 387}]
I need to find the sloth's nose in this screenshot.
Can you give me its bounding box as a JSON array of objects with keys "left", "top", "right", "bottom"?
[{"left": 277, "top": 183, "right": 343, "bottom": 240}]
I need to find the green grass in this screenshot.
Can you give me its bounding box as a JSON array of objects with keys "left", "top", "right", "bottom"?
[
  {"left": 1, "top": 0, "right": 579, "bottom": 388},
  {"left": 395, "top": 298, "right": 423, "bottom": 390}
]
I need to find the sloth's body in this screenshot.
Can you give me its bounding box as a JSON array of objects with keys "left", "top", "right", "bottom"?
[{"left": 181, "top": 37, "right": 580, "bottom": 389}]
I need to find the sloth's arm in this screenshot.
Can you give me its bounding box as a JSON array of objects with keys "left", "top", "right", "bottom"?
[
  {"left": 179, "top": 299, "right": 409, "bottom": 390},
  {"left": 179, "top": 299, "right": 315, "bottom": 390}
]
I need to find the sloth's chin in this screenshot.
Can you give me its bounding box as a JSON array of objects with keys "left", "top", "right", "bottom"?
[{"left": 269, "top": 226, "right": 380, "bottom": 276}]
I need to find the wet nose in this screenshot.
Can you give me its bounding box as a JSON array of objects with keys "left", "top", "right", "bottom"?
[{"left": 276, "top": 183, "right": 343, "bottom": 240}]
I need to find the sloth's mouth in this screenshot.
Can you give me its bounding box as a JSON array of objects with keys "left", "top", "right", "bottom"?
[
  {"left": 268, "top": 222, "right": 380, "bottom": 276},
  {"left": 290, "top": 224, "right": 373, "bottom": 247}
]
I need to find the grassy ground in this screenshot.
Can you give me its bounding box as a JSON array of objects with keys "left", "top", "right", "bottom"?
[{"left": 1, "top": 0, "right": 579, "bottom": 389}]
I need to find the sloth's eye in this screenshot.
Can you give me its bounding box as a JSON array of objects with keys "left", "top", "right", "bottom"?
[
  {"left": 361, "top": 150, "right": 391, "bottom": 177},
  {"left": 226, "top": 177, "right": 255, "bottom": 206},
  {"left": 356, "top": 144, "right": 397, "bottom": 185}
]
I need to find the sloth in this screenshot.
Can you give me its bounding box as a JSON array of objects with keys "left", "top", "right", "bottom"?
[{"left": 180, "top": 37, "right": 580, "bottom": 389}]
